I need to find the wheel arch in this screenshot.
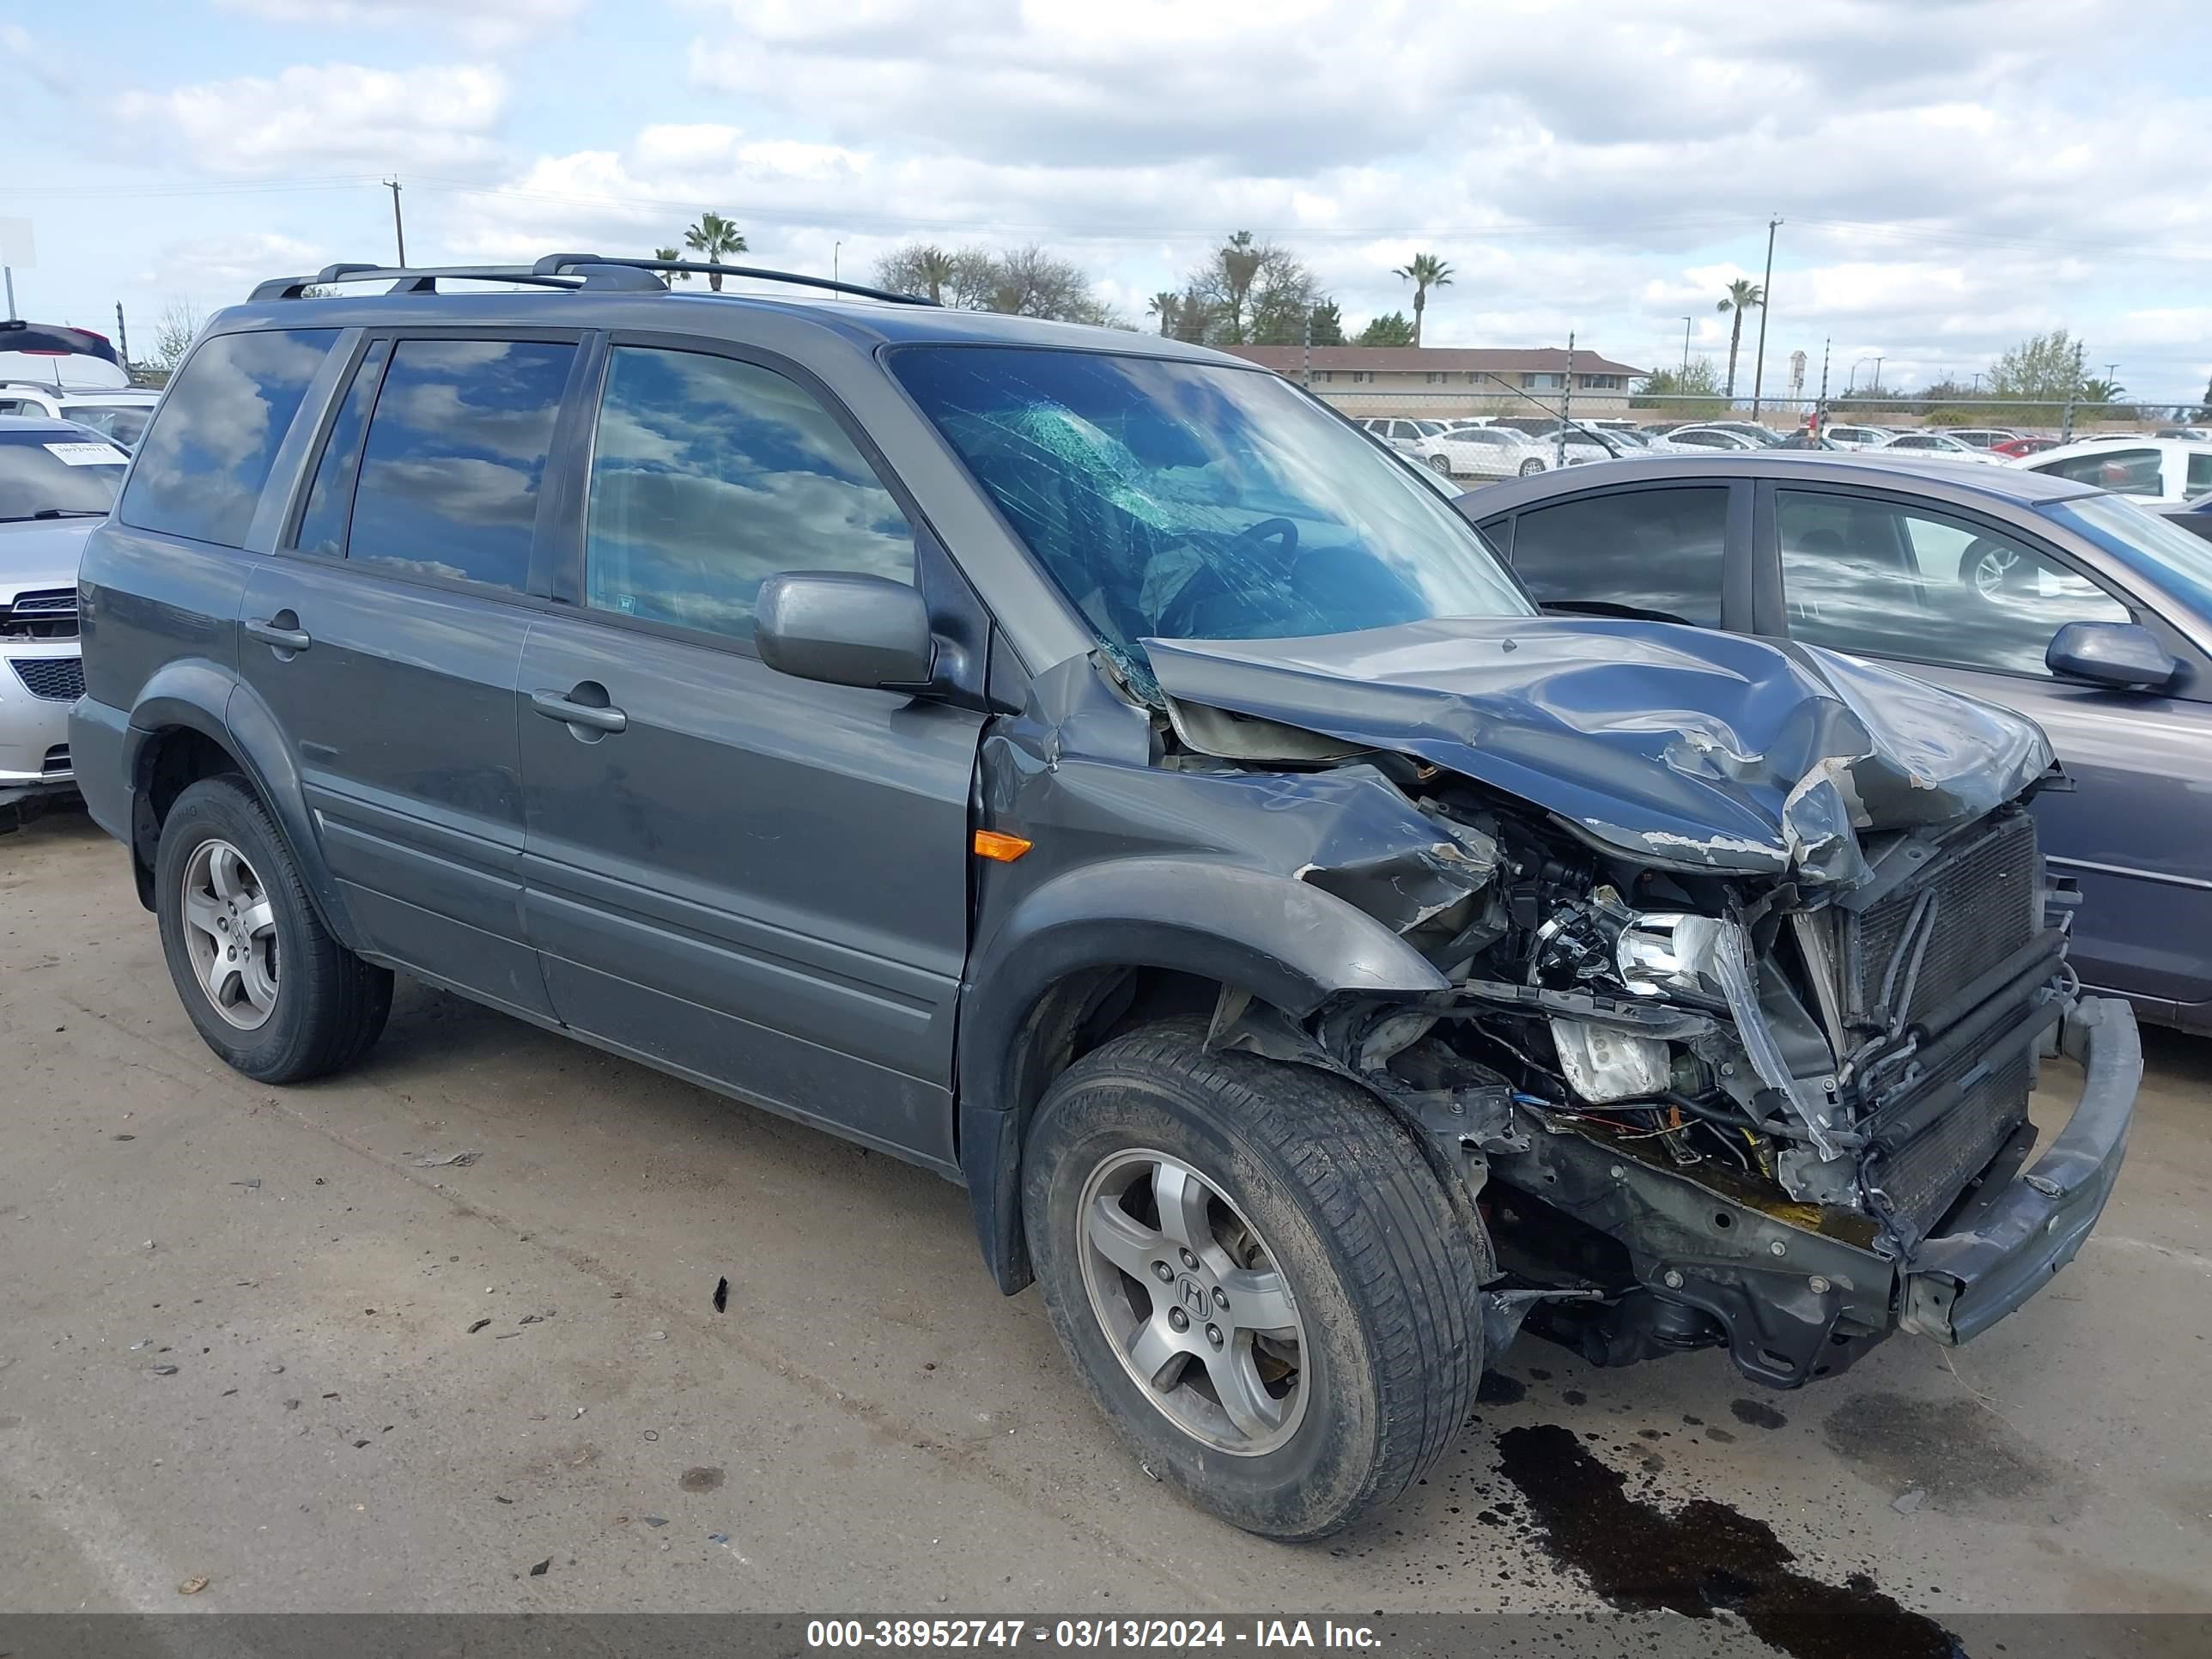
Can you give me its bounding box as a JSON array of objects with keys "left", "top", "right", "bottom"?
[
  {"left": 125, "top": 672, "right": 360, "bottom": 946},
  {"left": 955, "top": 858, "right": 1451, "bottom": 1293}
]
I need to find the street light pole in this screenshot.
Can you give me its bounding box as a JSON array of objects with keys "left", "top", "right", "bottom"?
[
  {"left": 1680, "top": 316, "right": 1691, "bottom": 374},
  {"left": 384, "top": 179, "right": 406, "bottom": 266},
  {"left": 833, "top": 240, "right": 842, "bottom": 285},
  {"left": 1749, "top": 215, "right": 1781, "bottom": 419}
]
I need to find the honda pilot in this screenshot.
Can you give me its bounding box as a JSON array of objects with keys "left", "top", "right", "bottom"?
[{"left": 73, "top": 255, "right": 2141, "bottom": 1539}]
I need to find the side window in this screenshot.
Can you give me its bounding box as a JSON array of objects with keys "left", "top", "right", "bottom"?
[
  {"left": 1777, "top": 489, "right": 2131, "bottom": 677},
  {"left": 2188, "top": 453, "right": 2212, "bottom": 498},
  {"left": 1507, "top": 486, "right": 1729, "bottom": 626},
  {"left": 346, "top": 337, "right": 575, "bottom": 592},
  {"left": 290, "top": 341, "right": 389, "bottom": 557},
  {"left": 582, "top": 346, "right": 914, "bottom": 642},
  {"left": 118, "top": 328, "right": 337, "bottom": 546},
  {"left": 2036, "top": 447, "right": 2162, "bottom": 495}
]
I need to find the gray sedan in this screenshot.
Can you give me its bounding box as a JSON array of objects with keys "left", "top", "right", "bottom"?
[{"left": 1456, "top": 452, "right": 2212, "bottom": 1034}]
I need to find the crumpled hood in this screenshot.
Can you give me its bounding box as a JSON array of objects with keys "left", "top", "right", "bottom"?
[{"left": 1143, "top": 616, "right": 2055, "bottom": 889}]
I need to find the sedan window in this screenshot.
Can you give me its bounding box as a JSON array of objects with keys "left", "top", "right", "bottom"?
[
  {"left": 1777, "top": 489, "right": 2131, "bottom": 677},
  {"left": 1503, "top": 485, "right": 1729, "bottom": 626}
]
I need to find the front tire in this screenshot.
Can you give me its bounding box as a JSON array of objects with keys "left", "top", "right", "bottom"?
[
  {"left": 1518, "top": 456, "right": 1546, "bottom": 476},
  {"left": 1023, "top": 1021, "right": 1483, "bottom": 1540},
  {"left": 155, "top": 776, "right": 392, "bottom": 1083},
  {"left": 1427, "top": 453, "right": 1453, "bottom": 475}
]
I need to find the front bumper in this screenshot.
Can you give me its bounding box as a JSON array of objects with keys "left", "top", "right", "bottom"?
[
  {"left": 0, "top": 646, "right": 79, "bottom": 809},
  {"left": 1899, "top": 994, "right": 2140, "bottom": 1344}
]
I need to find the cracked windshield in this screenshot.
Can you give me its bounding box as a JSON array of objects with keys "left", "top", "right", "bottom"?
[{"left": 892, "top": 346, "right": 1531, "bottom": 672}]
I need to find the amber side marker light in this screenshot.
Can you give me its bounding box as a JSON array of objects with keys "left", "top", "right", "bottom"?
[{"left": 972, "top": 830, "right": 1032, "bottom": 862}]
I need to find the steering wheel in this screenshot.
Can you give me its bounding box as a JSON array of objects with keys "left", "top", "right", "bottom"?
[{"left": 1153, "top": 516, "right": 1300, "bottom": 635}]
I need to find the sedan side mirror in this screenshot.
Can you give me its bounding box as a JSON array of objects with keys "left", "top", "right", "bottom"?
[
  {"left": 756, "top": 572, "right": 934, "bottom": 692},
  {"left": 2046, "top": 619, "right": 2175, "bottom": 690}
]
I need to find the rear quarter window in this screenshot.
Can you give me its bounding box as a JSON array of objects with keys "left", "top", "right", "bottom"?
[{"left": 120, "top": 329, "right": 337, "bottom": 546}]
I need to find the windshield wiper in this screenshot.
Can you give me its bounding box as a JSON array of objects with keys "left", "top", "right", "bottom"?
[{"left": 27, "top": 508, "right": 108, "bottom": 520}]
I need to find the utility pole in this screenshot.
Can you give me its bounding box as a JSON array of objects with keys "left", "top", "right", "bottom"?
[
  {"left": 833, "top": 241, "right": 842, "bottom": 286},
  {"left": 1749, "top": 215, "right": 1780, "bottom": 420},
  {"left": 1814, "top": 337, "right": 1830, "bottom": 434},
  {"left": 1679, "top": 317, "right": 1691, "bottom": 374},
  {"left": 1301, "top": 306, "right": 1312, "bottom": 390},
  {"left": 115, "top": 302, "right": 130, "bottom": 371},
  {"left": 385, "top": 179, "right": 406, "bottom": 267},
  {"left": 1558, "top": 332, "right": 1575, "bottom": 470}
]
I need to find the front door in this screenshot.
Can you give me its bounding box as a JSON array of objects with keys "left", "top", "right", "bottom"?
[
  {"left": 240, "top": 332, "right": 584, "bottom": 1019},
  {"left": 516, "top": 340, "right": 984, "bottom": 1167},
  {"left": 1763, "top": 483, "right": 2212, "bottom": 1013}
]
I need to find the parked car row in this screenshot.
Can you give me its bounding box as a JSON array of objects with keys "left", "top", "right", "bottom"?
[{"left": 0, "top": 320, "right": 160, "bottom": 451}]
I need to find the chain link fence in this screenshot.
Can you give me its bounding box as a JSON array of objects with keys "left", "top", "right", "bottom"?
[{"left": 1306, "top": 385, "right": 2198, "bottom": 445}]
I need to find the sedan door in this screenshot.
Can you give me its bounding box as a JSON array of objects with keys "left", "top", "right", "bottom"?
[
  {"left": 515, "top": 339, "right": 986, "bottom": 1168},
  {"left": 1757, "top": 483, "right": 2212, "bottom": 1016}
]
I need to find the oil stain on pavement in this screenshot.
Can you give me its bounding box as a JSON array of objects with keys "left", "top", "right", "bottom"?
[{"left": 1495, "top": 1422, "right": 1963, "bottom": 1659}]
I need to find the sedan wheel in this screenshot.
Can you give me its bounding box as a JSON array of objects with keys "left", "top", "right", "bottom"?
[
  {"left": 1427, "top": 453, "right": 1453, "bottom": 475},
  {"left": 1078, "top": 1147, "right": 1309, "bottom": 1456},
  {"left": 1518, "top": 457, "right": 1546, "bottom": 476},
  {"left": 179, "top": 838, "right": 280, "bottom": 1030}
]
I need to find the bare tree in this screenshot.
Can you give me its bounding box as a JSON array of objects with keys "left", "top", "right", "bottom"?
[
  {"left": 149, "top": 299, "right": 209, "bottom": 373},
  {"left": 873, "top": 241, "right": 1117, "bottom": 324},
  {"left": 1186, "top": 231, "right": 1329, "bottom": 346}
]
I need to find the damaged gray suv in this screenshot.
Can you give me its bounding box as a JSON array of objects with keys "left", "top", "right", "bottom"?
[{"left": 75, "top": 256, "right": 2141, "bottom": 1540}]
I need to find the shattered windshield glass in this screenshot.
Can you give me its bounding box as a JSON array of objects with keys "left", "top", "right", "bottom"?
[{"left": 891, "top": 346, "right": 1531, "bottom": 669}]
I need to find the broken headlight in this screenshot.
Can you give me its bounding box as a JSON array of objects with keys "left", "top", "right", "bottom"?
[
  {"left": 1549, "top": 1018, "right": 1669, "bottom": 1104},
  {"left": 1614, "top": 912, "right": 1725, "bottom": 1000}
]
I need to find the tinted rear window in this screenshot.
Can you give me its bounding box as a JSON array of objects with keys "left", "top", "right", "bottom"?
[
  {"left": 120, "top": 329, "right": 337, "bottom": 546},
  {"left": 345, "top": 338, "right": 574, "bottom": 591}
]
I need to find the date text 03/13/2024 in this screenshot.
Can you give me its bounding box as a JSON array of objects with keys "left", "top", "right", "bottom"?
[{"left": 805, "top": 1620, "right": 1381, "bottom": 1650}]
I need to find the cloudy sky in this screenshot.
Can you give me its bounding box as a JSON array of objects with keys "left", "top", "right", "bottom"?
[{"left": 9, "top": 0, "right": 2211, "bottom": 404}]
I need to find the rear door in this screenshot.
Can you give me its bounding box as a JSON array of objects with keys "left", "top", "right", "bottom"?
[
  {"left": 1475, "top": 478, "right": 1752, "bottom": 631},
  {"left": 515, "top": 337, "right": 985, "bottom": 1166},
  {"left": 239, "top": 331, "right": 586, "bottom": 1018},
  {"left": 1753, "top": 482, "right": 2212, "bottom": 1012}
]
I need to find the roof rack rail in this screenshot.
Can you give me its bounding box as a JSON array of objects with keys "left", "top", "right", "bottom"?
[
  {"left": 249, "top": 261, "right": 668, "bottom": 301},
  {"left": 532, "top": 253, "right": 936, "bottom": 307},
  {"left": 249, "top": 255, "right": 937, "bottom": 308}
]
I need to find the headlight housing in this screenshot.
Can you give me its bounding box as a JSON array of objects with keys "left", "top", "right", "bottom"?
[{"left": 1614, "top": 912, "right": 1725, "bottom": 1000}]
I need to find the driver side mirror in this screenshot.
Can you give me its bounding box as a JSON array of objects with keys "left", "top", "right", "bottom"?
[
  {"left": 2046, "top": 619, "right": 2175, "bottom": 690},
  {"left": 756, "top": 572, "right": 935, "bottom": 692}
]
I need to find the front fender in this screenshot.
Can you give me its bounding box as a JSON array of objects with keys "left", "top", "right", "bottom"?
[
  {"left": 124, "top": 665, "right": 363, "bottom": 951},
  {"left": 956, "top": 856, "right": 1449, "bottom": 1291}
]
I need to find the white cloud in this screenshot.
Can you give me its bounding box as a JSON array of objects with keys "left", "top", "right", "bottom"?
[
  {"left": 215, "top": 0, "right": 582, "bottom": 51},
  {"left": 113, "top": 63, "right": 507, "bottom": 175}
]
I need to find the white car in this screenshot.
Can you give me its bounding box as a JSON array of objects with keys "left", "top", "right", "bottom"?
[
  {"left": 0, "top": 416, "right": 129, "bottom": 827},
  {"left": 2013, "top": 437, "right": 2212, "bottom": 504},
  {"left": 1353, "top": 416, "right": 1449, "bottom": 454},
  {"left": 1819, "top": 423, "right": 1893, "bottom": 451},
  {"left": 1872, "top": 429, "right": 2002, "bottom": 464},
  {"left": 1941, "top": 428, "right": 2022, "bottom": 450},
  {"left": 1410, "top": 424, "right": 1560, "bottom": 480},
  {"left": 0, "top": 384, "right": 161, "bottom": 450},
  {"left": 1662, "top": 424, "right": 1764, "bottom": 451}
]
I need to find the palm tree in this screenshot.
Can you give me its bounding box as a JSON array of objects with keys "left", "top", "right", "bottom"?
[
  {"left": 1393, "top": 252, "right": 1454, "bottom": 346},
  {"left": 683, "top": 212, "right": 747, "bottom": 289},
  {"left": 652, "top": 246, "right": 690, "bottom": 283},
  {"left": 2079, "top": 377, "right": 2125, "bottom": 404},
  {"left": 1717, "top": 278, "right": 1764, "bottom": 398},
  {"left": 914, "top": 246, "right": 957, "bottom": 305},
  {"left": 1146, "top": 291, "right": 1182, "bottom": 337}
]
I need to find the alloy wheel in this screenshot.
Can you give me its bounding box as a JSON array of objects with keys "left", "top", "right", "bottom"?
[
  {"left": 1077, "top": 1147, "right": 1309, "bottom": 1456},
  {"left": 179, "top": 838, "right": 280, "bottom": 1030}
]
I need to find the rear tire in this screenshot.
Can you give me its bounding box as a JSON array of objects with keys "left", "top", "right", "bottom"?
[
  {"left": 1023, "top": 1020, "right": 1483, "bottom": 1540},
  {"left": 155, "top": 775, "right": 392, "bottom": 1083},
  {"left": 1518, "top": 456, "right": 1545, "bottom": 476},
  {"left": 1427, "top": 453, "right": 1453, "bottom": 475}
]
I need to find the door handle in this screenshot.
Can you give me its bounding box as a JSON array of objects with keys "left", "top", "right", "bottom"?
[
  {"left": 246, "top": 617, "right": 312, "bottom": 652},
  {"left": 531, "top": 688, "right": 628, "bottom": 734}
]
